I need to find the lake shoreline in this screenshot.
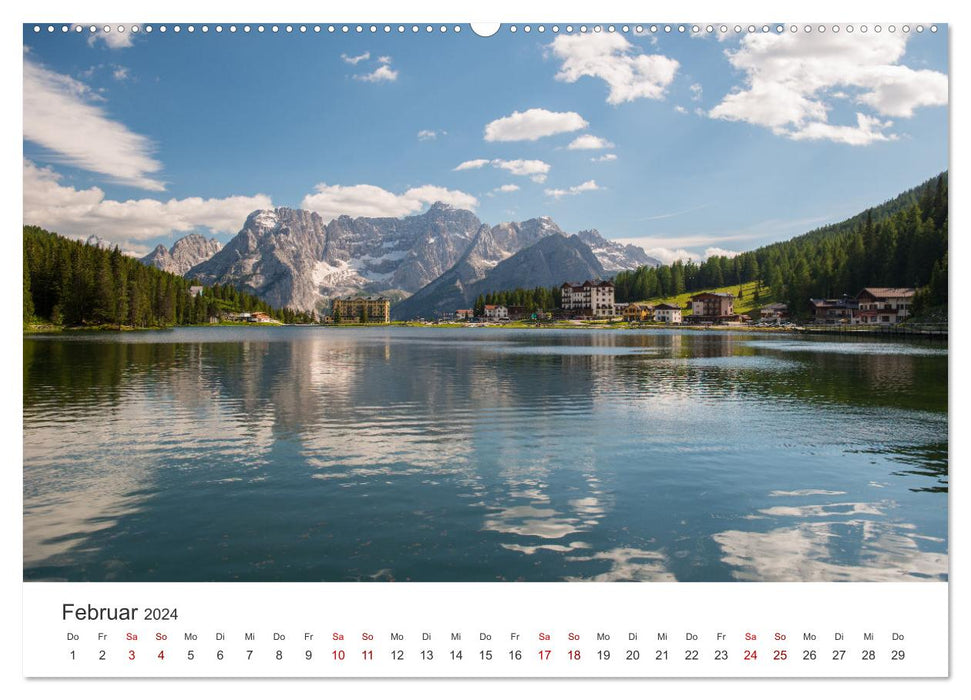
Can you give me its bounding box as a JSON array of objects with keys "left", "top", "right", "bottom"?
[{"left": 24, "top": 320, "right": 947, "bottom": 341}]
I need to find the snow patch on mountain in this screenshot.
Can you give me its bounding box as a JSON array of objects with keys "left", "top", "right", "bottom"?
[{"left": 185, "top": 204, "right": 657, "bottom": 312}]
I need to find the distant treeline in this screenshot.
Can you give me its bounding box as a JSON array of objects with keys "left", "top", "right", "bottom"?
[
  {"left": 23, "top": 226, "right": 315, "bottom": 327},
  {"left": 614, "top": 173, "right": 948, "bottom": 315},
  {"left": 473, "top": 286, "right": 563, "bottom": 316}
]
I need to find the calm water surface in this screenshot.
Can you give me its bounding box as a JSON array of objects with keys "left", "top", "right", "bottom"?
[{"left": 23, "top": 327, "right": 948, "bottom": 582}]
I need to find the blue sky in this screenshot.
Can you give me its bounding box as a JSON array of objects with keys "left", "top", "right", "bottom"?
[{"left": 23, "top": 23, "right": 948, "bottom": 262}]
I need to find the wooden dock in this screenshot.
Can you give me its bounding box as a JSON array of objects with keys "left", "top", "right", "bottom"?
[{"left": 799, "top": 323, "right": 947, "bottom": 339}]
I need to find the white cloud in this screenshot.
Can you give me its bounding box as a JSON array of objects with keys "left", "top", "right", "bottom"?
[
  {"left": 355, "top": 64, "right": 398, "bottom": 83},
  {"left": 637, "top": 246, "right": 738, "bottom": 265},
  {"left": 674, "top": 105, "right": 688, "bottom": 114},
  {"left": 24, "top": 59, "right": 165, "bottom": 190},
  {"left": 704, "top": 247, "right": 741, "bottom": 259},
  {"left": 545, "top": 180, "right": 601, "bottom": 199},
  {"left": 454, "top": 159, "right": 491, "bottom": 171},
  {"left": 709, "top": 31, "right": 947, "bottom": 145},
  {"left": 377, "top": 56, "right": 392, "bottom": 65},
  {"left": 72, "top": 25, "right": 143, "bottom": 49},
  {"left": 549, "top": 33, "right": 679, "bottom": 104},
  {"left": 112, "top": 66, "right": 129, "bottom": 81},
  {"left": 417, "top": 129, "right": 445, "bottom": 141},
  {"left": 612, "top": 235, "right": 741, "bottom": 264},
  {"left": 566, "top": 134, "right": 614, "bottom": 150},
  {"left": 493, "top": 159, "right": 550, "bottom": 182},
  {"left": 341, "top": 51, "right": 370, "bottom": 65},
  {"left": 486, "top": 184, "right": 520, "bottom": 197},
  {"left": 23, "top": 159, "right": 271, "bottom": 250},
  {"left": 788, "top": 113, "right": 896, "bottom": 146},
  {"left": 617, "top": 232, "right": 750, "bottom": 248},
  {"left": 591, "top": 153, "right": 618, "bottom": 163},
  {"left": 644, "top": 248, "right": 695, "bottom": 265},
  {"left": 690, "top": 83, "right": 703, "bottom": 101},
  {"left": 484, "top": 108, "right": 587, "bottom": 142},
  {"left": 301, "top": 182, "right": 477, "bottom": 220},
  {"left": 857, "top": 65, "right": 949, "bottom": 117},
  {"left": 453, "top": 158, "right": 551, "bottom": 182}
]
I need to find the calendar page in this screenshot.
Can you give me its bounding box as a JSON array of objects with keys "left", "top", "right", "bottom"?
[{"left": 18, "top": 0, "right": 955, "bottom": 692}]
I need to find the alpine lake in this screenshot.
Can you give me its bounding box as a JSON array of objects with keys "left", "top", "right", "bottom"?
[{"left": 23, "top": 326, "right": 948, "bottom": 582}]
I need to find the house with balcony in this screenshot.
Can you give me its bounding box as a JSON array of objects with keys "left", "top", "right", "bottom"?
[
  {"left": 560, "top": 280, "right": 615, "bottom": 318},
  {"left": 689, "top": 292, "right": 735, "bottom": 323},
  {"left": 653, "top": 303, "right": 682, "bottom": 324},
  {"left": 808, "top": 296, "right": 858, "bottom": 324},
  {"left": 853, "top": 287, "right": 916, "bottom": 325},
  {"left": 482, "top": 304, "right": 509, "bottom": 322},
  {"left": 621, "top": 303, "right": 654, "bottom": 322},
  {"left": 759, "top": 302, "right": 789, "bottom": 322},
  {"left": 331, "top": 296, "right": 391, "bottom": 324}
]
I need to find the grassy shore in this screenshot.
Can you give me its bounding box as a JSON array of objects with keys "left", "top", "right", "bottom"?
[
  {"left": 24, "top": 319, "right": 792, "bottom": 334},
  {"left": 395, "top": 319, "right": 798, "bottom": 332},
  {"left": 23, "top": 320, "right": 284, "bottom": 333},
  {"left": 25, "top": 318, "right": 946, "bottom": 337},
  {"left": 631, "top": 280, "right": 779, "bottom": 317},
  {"left": 23, "top": 322, "right": 165, "bottom": 334}
]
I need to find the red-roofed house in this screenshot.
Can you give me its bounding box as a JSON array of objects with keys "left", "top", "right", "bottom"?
[{"left": 853, "top": 287, "right": 916, "bottom": 325}]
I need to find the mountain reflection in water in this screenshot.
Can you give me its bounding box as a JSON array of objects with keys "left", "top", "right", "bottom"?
[{"left": 23, "top": 327, "right": 947, "bottom": 582}]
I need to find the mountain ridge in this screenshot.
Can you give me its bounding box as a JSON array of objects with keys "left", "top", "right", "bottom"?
[
  {"left": 391, "top": 233, "right": 607, "bottom": 320},
  {"left": 184, "top": 204, "right": 658, "bottom": 312},
  {"left": 141, "top": 233, "right": 223, "bottom": 276}
]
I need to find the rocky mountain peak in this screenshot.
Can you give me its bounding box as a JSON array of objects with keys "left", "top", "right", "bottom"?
[
  {"left": 180, "top": 204, "right": 657, "bottom": 313},
  {"left": 247, "top": 207, "right": 323, "bottom": 229},
  {"left": 576, "top": 228, "right": 660, "bottom": 272},
  {"left": 390, "top": 231, "right": 608, "bottom": 320},
  {"left": 141, "top": 233, "right": 223, "bottom": 276}
]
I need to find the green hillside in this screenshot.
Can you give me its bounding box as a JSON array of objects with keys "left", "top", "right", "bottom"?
[
  {"left": 615, "top": 172, "right": 948, "bottom": 319},
  {"left": 636, "top": 281, "right": 780, "bottom": 317}
]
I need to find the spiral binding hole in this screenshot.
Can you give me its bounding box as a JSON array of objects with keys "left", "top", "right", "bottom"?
[{"left": 41, "top": 23, "right": 940, "bottom": 40}]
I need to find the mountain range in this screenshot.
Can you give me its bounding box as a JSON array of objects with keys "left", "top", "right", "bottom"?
[
  {"left": 141, "top": 234, "right": 223, "bottom": 275},
  {"left": 392, "top": 231, "right": 607, "bottom": 320},
  {"left": 140, "top": 203, "right": 658, "bottom": 313}
]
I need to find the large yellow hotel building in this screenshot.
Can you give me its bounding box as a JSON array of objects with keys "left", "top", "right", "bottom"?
[{"left": 331, "top": 296, "right": 391, "bottom": 324}]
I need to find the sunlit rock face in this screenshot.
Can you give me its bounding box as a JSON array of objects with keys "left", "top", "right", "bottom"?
[
  {"left": 185, "top": 204, "right": 657, "bottom": 313},
  {"left": 141, "top": 234, "right": 223, "bottom": 276}
]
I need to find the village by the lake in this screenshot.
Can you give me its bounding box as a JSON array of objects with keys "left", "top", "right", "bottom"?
[
  {"left": 213, "top": 282, "right": 942, "bottom": 341},
  {"left": 316, "top": 283, "right": 931, "bottom": 331}
]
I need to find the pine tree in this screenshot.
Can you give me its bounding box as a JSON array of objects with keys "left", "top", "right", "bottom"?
[
  {"left": 743, "top": 255, "right": 760, "bottom": 285},
  {"left": 23, "top": 247, "right": 34, "bottom": 322}
]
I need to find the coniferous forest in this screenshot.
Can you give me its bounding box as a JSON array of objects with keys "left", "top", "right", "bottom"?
[
  {"left": 614, "top": 173, "right": 948, "bottom": 317},
  {"left": 23, "top": 226, "right": 315, "bottom": 328},
  {"left": 473, "top": 286, "right": 563, "bottom": 316}
]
